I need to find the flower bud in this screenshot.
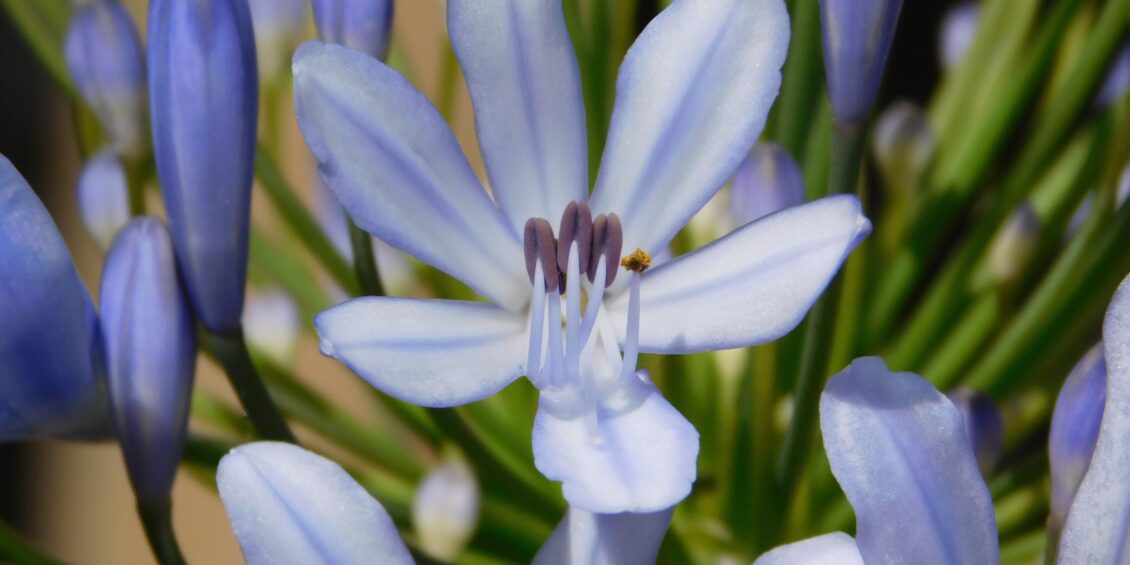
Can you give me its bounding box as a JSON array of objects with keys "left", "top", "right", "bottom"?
[
  {"left": 311, "top": 0, "right": 394, "bottom": 60},
  {"left": 100, "top": 217, "right": 196, "bottom": 503},
  {"left": 413, "top": 459, "right": 480, "bottom": 561},
  {"left": 947, "top": 388, "right": 1004, "bottom": 476},
  {"left": 871, "top": 100, "right": 935, "bottom": 192},
  {"left": 819, "top": 0, "right": 904, "bottom": 125},
  {"left": 730, "top": 143, "right": 805, "bottom": 226},
  {"left": 987, "top": 202, "right": 1040, "bottom": 286},
  {"left": 149, "top": 0, "right": 259, "bottom": 334},
  {"left": 1095, "top": 43, "right": 1129, "bottom": 109},
  {"left": 939, "top": 3, "right": 979, "bottom": 71},
  {"left": 1049, "top": 344, "right": 1106, "bottom": 528},
  {"left": 64, "top": 0, "right": 148, "bottom": 160},
  {"left": 0, "top": 154, "right": 109, "bottom": 440},
  {"left": 243, "top": 288, "right": 300, "bottom": 365},
  {"left": 249, "top": 0, "right": 308, "bottom": 83},
  {"left": 75, "top": 148, "right": 130, "bottom": 249}
]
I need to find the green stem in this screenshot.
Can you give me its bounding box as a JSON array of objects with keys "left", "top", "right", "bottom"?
[
  {"left": 771, "top": 0, "right": 823, "bottom": 160},
  {"left": 348, "top": 218, "right": 386, "bottom": 297},
  {"left": 137, "top": 499, "right": 186, "bottom": 565},
  {"left": 827, "top": 121, "right": 866, "bottom": 197},
  {"left": 204, "top": 328, "right": 296, "bottom": 443}
]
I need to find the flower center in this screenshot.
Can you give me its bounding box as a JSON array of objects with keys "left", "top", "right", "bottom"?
[{"left": 523, "top": 202, "right": 649, "bottom": 443}]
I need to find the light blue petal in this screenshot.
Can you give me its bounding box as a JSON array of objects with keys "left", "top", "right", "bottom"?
[
  {"left": 821, "top": 357, "right": 999, "bottom": 565},
  {"left": 448, "top": 0, "right": 587, "bottom": 232},
  {"left": 148, "top": 0, "right": 258, "bottom": 334},
  {"left": 100, "top": 217, "right": 195, "bottom": 502},
  {"left": 1048, "top": 344, "right": 1105, "bottom": 526},
  {"left": 589, "top": 0, "right": 790, "bottom": 256},
  {"left": 754, "top": 532, "right": 863, "bottom": 565},
  {"left": 533, "top": 506, "right": 673, "bottom": 565},
  {"left": 310, "top": 0, "right": 393, "bottom": 60},
  {"left": 218, "top": 442, "right": 413, "bottom": 565},
  {"left": 606, "top": 195, "right": 870, "bottom": 354},
  {"left": 75, "top": 148, "right": 130, "bottom": 249},
  {"left": 0, "top": 155, "right": 108, "bottom": 441},
  {"left": 532, "top": 373, "right": 699, "bottom": 513},
  {"left": 1057, "top": 276, "right": 1130, "bottom": 563},
  {"left": 315, "top": 297, "right": 527, "bottom": 407},
  {"left": 293, "top": 42, "right": 529, "bottom": 310}
]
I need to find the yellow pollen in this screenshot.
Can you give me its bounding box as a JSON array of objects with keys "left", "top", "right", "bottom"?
[{"left": 620, "top": 249, "right": 652, "bottom": 273}]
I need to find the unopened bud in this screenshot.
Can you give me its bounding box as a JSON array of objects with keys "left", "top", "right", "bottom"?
[
  {"left": 413, "top": 459, "right": 480, "bottom": 562},
  {"left": 947, "top": 388, "right": 1004, "bottom": 476},
  {"left": 987, "top": 203, "right": 1040, "bottom": 286},
  {"left": 75, "top": 148, "right": 130, "bottom": 249},
  {"left": 730, "top": 143, "right": 805, "bottom": 225}
]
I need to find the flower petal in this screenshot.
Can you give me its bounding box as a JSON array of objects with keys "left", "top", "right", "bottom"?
[
  {"left": 533, "top": 506, "right": 674, "bottom": 565},
  {"left": 217, "top": 442, "right": 413, "bottom": 565},
  {"left": 532, "top": 373, "right": 699, "bottom": 513},
  {"left": 293, "top": 41, "right": 528, "bottom": 310},
  {"left": 821, "top": 357, "right": 999, "bottom": 564},
  {"left": 448, "top": 0, "right": 587, "bottom": 232},
  {"left": 1057, "top": 276, "right": 1130, "bottom": 563},
  {"left": 1048, "top": 344, "right": 1106, "bottom": 527},
  {"left": 754, "top": 532, "right": 864, "bottom": 565},
  {"left": 589, "top": 0, "right": 790, "bottom": 255},
  {"left": 315, "top": 297, "right": 527, "bottom": 407},
  {"left": 0, "top": 155, "right": 108, "bottom": 441},
  {"left": 606, "top": 195, "right": 870, "bottom": 354}
]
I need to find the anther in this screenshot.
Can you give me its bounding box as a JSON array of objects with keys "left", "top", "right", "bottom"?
[
  {"left": 524, "top": 218, "right": 559, "bottom": 292},
  {"left": 557, "top": 201, "right": 593, "bottom": 280},
  {"left": 589, "top": 213, "right": 623, "bottom": 287},
  {"left": 621, "top": 249, "right": 652, "bottom": 273}
]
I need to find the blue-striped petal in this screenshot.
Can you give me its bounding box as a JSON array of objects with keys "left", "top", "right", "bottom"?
[
  {"left": 533, "top": 506, "right": 673, "bottom": 565},
  {"left": 821, "top": 357, "right": 999, "bottom": 564},
  {"left": 589, "top": 0, "right": 790, "bottom": 257},
  {"left": 754, "top": 532, "right": 864, "bottom": 565},
  {"left": 448, "top": 0, "right": 588, "bottom": 232}
]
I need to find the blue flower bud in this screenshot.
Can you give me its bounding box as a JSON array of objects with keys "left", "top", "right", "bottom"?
[
  {"left": 818, "top": 0, "right": 904, "bottom": 125},
  {"left": 249, "top": 0, "right": 308, "bottom": 82},
  {"left": 1049, "top": 344, "right": 1106, "bottom": 528},
  {"left": 75, "top": 148, "right": 130, "bottom": 249},
  {"left": 100, "top": 217, "right": 196, "bottom": 503},
  {"left": 64, "top": 0, "right": 148, "bottom": 159},
  {"left": 730, "top": 143, "right": 805, "bottom": 226},
  {"left": 413, "top": 459, "right": 480, "bottom": 561},
  {"left": 939, "top": 3, "right": 979, "bottom": 71},
  {"left": 243, "top": 288, "right": 300, "bottom": 365},
  {"left": 0, "top": 154, "right": 109, "bottom": 440},
  {"left": 947, "top": 388, "right": 1004, "bottom": 476},
  {"left": 148, "top": 0, "right": 259, "bottom": 334},
  {"left": 987, "top": 202, "right": 1040, "bottom": 286},
  {"left": 310, "top": 0, "right": 393, "bottom": 60},
  {"left": 871, "top": 100, "right": 935, "bottom": 191}
]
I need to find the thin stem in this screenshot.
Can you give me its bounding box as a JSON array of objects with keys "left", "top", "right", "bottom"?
[
  {"left": 137, "top": 499, "right": 186, "bottom": 565},
  {"left": 204, "top": 328, "right": 296, "bottom": 443},
  {"left": 348, "top": 218, "right": 385, "bottom": 297}
]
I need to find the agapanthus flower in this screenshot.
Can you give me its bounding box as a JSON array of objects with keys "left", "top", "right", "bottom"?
[
  {"left": 296, "top": 0, "right": 870, "bottom": 513},
  {"left": 1047, "top": 343, "right": 1105, "bottom": 533}
]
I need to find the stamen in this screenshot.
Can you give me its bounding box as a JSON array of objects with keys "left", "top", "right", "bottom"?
[
  {"left": 619, "top": 270, "right": 642, "bottom": 384},
  {"left": 523, "top": 217, "right": 558, "bottom": 292},
  {"left": 526, "top": 261, "right": 547, "bottom": 387},
  {"left": 578, "top": 253, "right": 607, "bottom": 345},
  {"left": 620, "top": 248, "right": 652, "bottom": 273},
  {"left": 557, "top": 201, "right": 593, "bottom": 284},
  {"left": 565, "top": 241, "right": 582, "bottom": 388},
  {"left": 546, "top": 290, "right": 564, "bottom": 387},
  {"left": 589, "top": 213, "right": 623, "bottom": 287}
]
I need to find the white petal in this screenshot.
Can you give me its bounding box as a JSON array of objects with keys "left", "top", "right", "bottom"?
[
  {"left": 532, "top": 374, "right": 699, "bottom": 513},
  {"left": 293, "top": 42, "right": 528, "bottom": 310},
  {"left": 533, "top": 506, "right": 673, "bottom": 565},
  {"left": 589, "top": 0, "right": 790, "bottom": 255},
  {"left": 217, "top": 442, "right": 413, "bottom": 565},
  {"left": 606, "top": 195, "right": 870, "bottom": 353},
  {"left": 754, "top": 532, "right": 864, "bottom": 565},
  {"left": 315, "top": 297, "right": 527, "bottom": 407},
  {"left": 448, "top": 0, "right": 587, "bottom": 231},
  {"left": 1058, "top": 275, "right": 1130, "bottom": 563},
  {"left": 821, "top": 357, "right": 999, "bottom": 564}
]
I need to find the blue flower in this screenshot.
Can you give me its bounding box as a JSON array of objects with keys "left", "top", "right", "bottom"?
[
  {"left": 100, "top": 217, "right": 196, "bottom": 503},
  {"left": 296, "top": 0, "right": 869, "bottom": 513},
  {"left": 148, "top": 0, "right": 258, "bottom": 334},
  {"left": 0, "top": 154, "right": 109, "bottom": 440},
  {"left": 819, "top": 0, "right": 904, "bottom": 125},
  {"left": 310, "top": 0, "right": 393, "bottom": 60},
  {"left": 75, "top": 148, "right": 130, "bottom": 249}
]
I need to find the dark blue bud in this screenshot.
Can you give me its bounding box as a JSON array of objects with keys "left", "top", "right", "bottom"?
[
  {"left": 819, "top": 0, "right": 904, "bottom": 125},
  {"left": 1049, "top": 344, "right": 1106, "bottom": 527},
  {"left": 310, "top": 0, "right": 394, "bottom": 60},
  {"left": 0, "top": 154, "right": 109, "bottom": 440},
  {"left": 64, "top": 0, "right": 148, "bottom": 159},
  {"left": 947, "top": 388, "right": 1004, "bottom": 476},
  {"left": 730, "top": 143, "right": 805, "bottom": 226},
  {"left": 149, "top": 0, "right": 259, "bottom": 334}
]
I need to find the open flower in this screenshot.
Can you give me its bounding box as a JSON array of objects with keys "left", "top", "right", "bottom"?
[{"left": 296, "top": 0, "right": 870, "bottom": 513}]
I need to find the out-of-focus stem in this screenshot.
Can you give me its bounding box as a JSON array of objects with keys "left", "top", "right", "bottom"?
[
  {"left": 348, "top": 218, "right": 386, "bottom": 297},
  {"left": 137, "top": 498, "right": 186, "bottom": 565},
  {"left": 204, "top": 328, "right": 296, "bottom": 443}
]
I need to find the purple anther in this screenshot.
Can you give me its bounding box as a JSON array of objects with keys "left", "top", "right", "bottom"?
[
  {"left": 524, "top": 217, "right": 559, "bottom": 292},
  {"left": 589, "top": 213, "right": 623, "bottom": 287},
  {"left": 557, "top": 201, "right": 593, "bottom": 277}
]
